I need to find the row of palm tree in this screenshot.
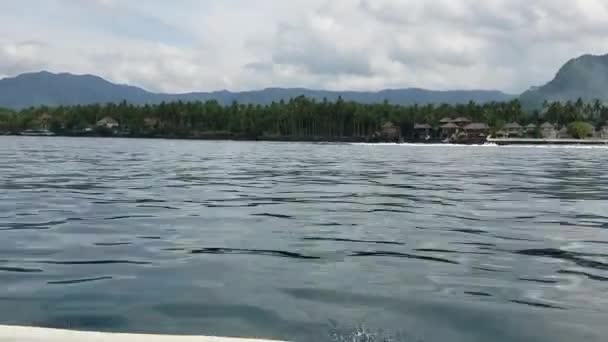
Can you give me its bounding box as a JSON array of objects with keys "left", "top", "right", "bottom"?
[{"left": 1, "top": 97, "right": 607, "bottom": 139}]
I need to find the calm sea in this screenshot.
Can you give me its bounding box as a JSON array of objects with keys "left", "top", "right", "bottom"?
[{"left": 1, "top": 137, "right": 607, "bottom": 341}]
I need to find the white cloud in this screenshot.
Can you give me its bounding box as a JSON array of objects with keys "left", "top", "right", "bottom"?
[
  {"left": 0, "top": 0, "right": 606, "bottom": 93},
  {"left": 0, "top": 40, "right": 49, "bottom": 78}
]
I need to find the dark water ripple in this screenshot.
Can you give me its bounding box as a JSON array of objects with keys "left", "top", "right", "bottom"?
[
  {"left": 190, "top": 248, "right": 321, "bottom": 260},
  {"left": 94, "top": 242, "right": 133, "bottom": 247},
  {"left": 558, "top": 270, "right": 608, "bottom": 282},
  {"left": 48, "top": 276, "right": 113, "bottom": 285},
  {"left": 0, "top": 266, "right": 44, "bottom": 273},
  {"left": 302, "top": 237, "right": 405, "bottom": 246},
  {"left": 509, "top": 300, "right": 566, "bottom": 310},
  {"left": 515, "top": 249, "right": 608, "bottom": 270},
  {"left": 350, "top": 251, "right": 460, "bottom": 265},
  {"left": 1, "top": 137, "right": 608, "bottom": 342},
  {"left": 39, "top": 260, "right": 152, "bottom": 265}
]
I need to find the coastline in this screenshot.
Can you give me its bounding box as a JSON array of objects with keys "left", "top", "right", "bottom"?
[
  {"left": 4, "top": 132, "right": 608, "bottom": 146},
  {"left": 2, "top": 132, "right": 384, "bottom": 143}
]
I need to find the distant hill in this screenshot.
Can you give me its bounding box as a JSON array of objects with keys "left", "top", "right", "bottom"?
[
  {"left": 0, "top": 71, "right": 514, "bottom": 109},
  {"left": 0, "top": 72, "right": 161, "bottom": 109},
  {"left": 520, "top": 54, "right": 608, "bottom": 108}
]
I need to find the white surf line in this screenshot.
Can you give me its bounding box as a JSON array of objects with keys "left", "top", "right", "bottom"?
[
  {"left": 0, "top": 326, "right": 285, "bottom": 342},
  {"left": 351, "top": 142, "right": 608, "bottom": 148}
]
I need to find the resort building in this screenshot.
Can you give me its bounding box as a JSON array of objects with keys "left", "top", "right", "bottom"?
[
  {"left": 540, "top": 122, "right": 557, "bottom": 139},
  {"left": 381, "top": 121, "right": 401, "bottom": 142},
  {"left": 440, "top": 122, "right": 459, "bottom": 140},
  {"left": 463, "top": 123, "right": 490, "bottom": 138},
  {"left": 144, "top": 117, "right": 160, "bottom": 129},
  {"left": 97, "top": 116, "right": 119, "bottom": 129},
  {"left": 600, "top": 122, "right": 608, "bottom": 139},
  {"left": 453, "top": 117, "right": 472, "bottom": 127},
  {"left": 557, "top": 126, "right": 571, "bottom": 139},
  {"left": 525, "top": 123, "right": 537, "bottom": 137},
  {"left": 503, "top": 122, "right": 524, "bottom": 137},
  {"left": 462, "top": 123, "right": 490, "bottom": 143},
  {"left": 439, "top": 117, "right": 454, "bottom": 125},
  {"left": 413, "top": 123, "right": 433, "bottom": 140}
]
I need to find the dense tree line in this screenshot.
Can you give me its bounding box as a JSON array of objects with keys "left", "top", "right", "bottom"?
[
  {"left": 1, "top": 97, "right": 607, "bottom": 139},
  {"left": 539, "top": 99, "right": 608, "bottom": 126}
]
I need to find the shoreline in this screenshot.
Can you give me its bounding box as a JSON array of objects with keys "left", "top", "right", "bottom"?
[
  {"left": 2, "top": 132, "right": 470, "bottom": 144},
  {"left": 4, "top": 133, "right": 608, "bottom": 146}
]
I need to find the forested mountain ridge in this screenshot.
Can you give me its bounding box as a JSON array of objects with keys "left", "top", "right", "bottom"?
[
  {"left": 520, "top": 54, "right": 608, "bottom": 108},
  {"left": 0, "top": 71, "right": 514, "bottom": 109}
]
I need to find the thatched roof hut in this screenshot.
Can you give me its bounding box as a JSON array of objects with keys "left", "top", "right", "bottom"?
[
  {"left": 440, "top": 122, "right": 459, "bottom": 129},
  {"left": 143, "top": 117, "right": 159, "bottom": 128},
  {"left": 439, "top": 117, "right": 453, "bottom": 124},
  {"left": 453, "top": 117, "right": 472, "bottom": 126},
  {"left": 464, "top": 123, "right": 490, "bottom": 138},
  {"left": 382, "top": 121, "right": 396, "bottom": 129},
  {"left": 557, "top": 126, "right": 570, "bottom": 138},
  {"left": 503, "top": 122, "right": 522, "bottom": 129},
  {"left": 600, "top": 122, "right": 608, "bottom": 138},
  {"left": 38, "top": 113, "right": 51, "bottom": 121},
  {"left": 525, "top": 123, "right": 537, "bottom": 133},
  {"left": 540, "top": 122, "right": 555, "bottom": 129},
  {"left": 502, "top": 122, "right": 523, "bottom": 137},
  {"left": 464, "top": 123, "right": 489, "bottom": 130},
  {"left": 380, "top": 121, "right": 401, "bottom": 141},
  {"left": 539, "top": 122, "right": 557, "bottom": 138},
  {"left": 414, "top": 123, "right": 433, "bottom": 130},
  {"left": 97, "top": 116, "right": 119, "bottom": 128},
  {"left": 495, "top": 130, "right": 507, "bottom": 138}
]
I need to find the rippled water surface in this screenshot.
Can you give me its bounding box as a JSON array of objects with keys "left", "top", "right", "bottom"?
[{"left": 1, "top": 137, "right": 608, "bottom": 341}]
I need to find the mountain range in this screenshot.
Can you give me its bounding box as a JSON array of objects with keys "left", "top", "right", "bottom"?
[
  {"left": 0, "top": 72, "right": 514, "bottom": 110},
  {"left": 1, "top": 53, "right": 607, "bottom": 110},
  {"left": 520, "top": 53, "right": 608, "bottom": 108}
]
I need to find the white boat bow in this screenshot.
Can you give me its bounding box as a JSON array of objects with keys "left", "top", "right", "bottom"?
[{"left": 0, "top": 326, "right": 284, "bottom": 342}]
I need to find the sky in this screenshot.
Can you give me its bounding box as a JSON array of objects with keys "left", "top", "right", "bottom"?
[{"left": 0, "top": 0, "right": 607, "bottom": 94}]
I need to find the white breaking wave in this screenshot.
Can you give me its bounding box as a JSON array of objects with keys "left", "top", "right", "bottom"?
[
  {"left": 498, "top": 144, "right": 608, "bottom": 149},
  {"left": 351, "top": 143, "right": 608, "bottom": 149},
  {"left": 351, "top": 143, "right": 494, "bottom": 147}
]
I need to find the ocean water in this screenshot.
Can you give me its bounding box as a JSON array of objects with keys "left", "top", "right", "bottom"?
[{"left": 1, "top": 136, "right": 607, "bottom": 341}]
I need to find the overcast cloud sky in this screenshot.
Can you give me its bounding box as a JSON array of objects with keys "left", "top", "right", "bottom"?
[{"left": 1, "top": 0, "right": 607, "bottom": 94}]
